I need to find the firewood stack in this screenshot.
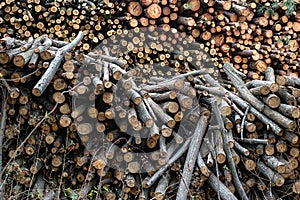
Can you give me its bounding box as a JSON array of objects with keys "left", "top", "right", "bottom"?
[
  {"left": 1, "top": 32, "right": 300, "bottom": 199},
  {"left": 1, "top": 0, "right": 300, "bottom": 199},
  {"left": 1, "top": 0, "right": 300, "bottom": 78}
]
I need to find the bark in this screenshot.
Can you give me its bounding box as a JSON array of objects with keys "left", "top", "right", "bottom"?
[
  {"left": 0, "top": 87, "right": 7, "bottom": 199},
  {"left": 176, "top": 114, "right": 209, "bottom": 200},
  {"left": 154, "top": 172, "right": 170, "bottom": 200},
  {"left": 207, "top": 171, "right": 238, "bottom": 200},
  {"left": 32, "top": 32, "right": 84, "bottom": 96},
  {"left": 146, "top": 138, "right": 191, "bottom": 187},
  {"left": 256, "top": 161, "right": 285, "bottom": 187}
]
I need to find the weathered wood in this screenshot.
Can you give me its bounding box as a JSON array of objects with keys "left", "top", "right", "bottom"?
[
  {"left": 32, "top": 32, "right": 84, "bottom": 96},
  {"left": 176, "top": 113, "right": 209, "bottom": 200}
]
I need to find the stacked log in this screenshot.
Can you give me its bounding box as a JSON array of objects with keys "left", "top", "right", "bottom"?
[
  {"left": 0, "top": 0, "right": 300, "bottom": 79},
  {"left": 2, "top": 34, "right": 300, "bottom": 200},
  {"left": 122, "top": 0, "right": 300, "bottom": 79},
  {"left": 0, "top": 0, "right": 126, "bottom": 52}
]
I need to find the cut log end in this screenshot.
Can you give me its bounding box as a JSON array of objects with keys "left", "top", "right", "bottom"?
[
  {"left": 0, "top": 52, "right": 9, "bottom": 64},
  {"left": 32, "top": 88, "right": 42, "bottom": 97},
  {"left": 12, "top": 55, "right": 25, "bottom": 67}
]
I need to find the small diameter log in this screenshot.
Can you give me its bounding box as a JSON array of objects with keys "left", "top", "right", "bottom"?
[
  {"left": 277, "top": 86, "right": 297, "bottom": 106},
  {"left": 32, "top": 32, "right": 84, "bottom": 96},
  {"left": 262, "top": 94, "right": 280, "bottom": 108},
  {"left": 13, "top": 48, "right": 34, "bottom": 67},
  {"left": 146, "top": 4, "right": 162, "bottom": 19},
  {"left": 149, "top": 91, "right": 177, "bottom": 101},
  {"left": 128, "top": 2, "right": 143, "bottom": 17},
  {"left": 159, "top": 136, "right": 167, "bottom": 158},
  {"left": 146, "top": 98, "right": 175, "bottom": 128},
  {"left": 249, "top": 86, "right": 270, "bottom": 96},
  {"left": 224, "top": 63, "right": 264, "bottom": 112},
  {"left": 32, "top": 174, "right": 45, "bottom": 199},
  {"left": 197, "top": 151, "right": 211, "bottom": 177},
  {"left": 30, "top": 159, "right": 43, "bottom": 174},
  {"left": 102, "top": 61, "right": 112, "bottom": 89},
  {"left": 125, "top": 174, "right": 136, "bottom": 188},
  {"left": 293, "top": 181, "right": 300, "bottom": 194},
  {"left": 276, "top": 139, "right": 288, "bottom": 153},
  {"left": 154, "top": 172, "right": 170, "bottom": 200},
  {"left": 207, "top": 172, "right": 238, "bottom": 200},
  {"left": 283, "top": 131, "right": 299, "bottom": 145},
  {"left": 262, "top": 155, "right": 286, "bottom": 174},
  {"left": 142, "top": 78, "right": 185, "bottom": 92},
  {"left": 0, "top": 37, "right": 23, "bottom": 51},
  {"left": 265, "top": 67, "right": 276, "bottom": 82},
  {"left": 234, "top": 141, "right": 250, "bottom": 156},
  {"left": 213, "top": 129, "right": 226, "bottom": 164},
  {"left": 125, "top": 88, "right": 142, "bottom": 105},
  {"left": 176, "top": 114, "right": 209, "bottom": 200},
  {"left": 278, "top": 104, "right": 300, "bottom": 119},
  {"left": 51, "top": 155, "right": 62, "bottom": 168},
  {"left": 218, "top": 100, "right": 232, "bottom": 116},
  {"left": 235, "top": 138, "right": 268, "bottom": 145},
  {"left": 162, "top": 102, "right": 179, "bottom": 114},
  {"left": 242, "top": 157, "right": 256, "bottom": 171},
  {"left": 146, "top": 138, "right": 191, "bottom": 187},
  {"left": 265, "top": 144, "right": 275, "bottom": 156},
  {"left": 245, "top": 80, "right": 279, "bottom": 93},
  {"left": 212, "top": 97, "right": 248, "bottom": 200},
  {"left": 205, "top": 74, "right": 283, "bottom": 136},
  {"left": 256, "top": 161, "right": 285, "bottom": 187},
  {"left": 136, "top": 101, "right": 153, "bottom": 128}
]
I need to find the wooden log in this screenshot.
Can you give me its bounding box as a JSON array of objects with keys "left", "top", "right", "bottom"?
[
  {"left": 176, "top": 113, "right": 209, "bottom": 200},
  {"left": 146, "top": 98, "right": 175, "bottom": 128},
  {"left": 246, "top": 80, "right": 279, "bottom": 93},
  {"left": 207, "top": 172, "right": 238, "bottom": 200},
  {"left": 146, "top": 138, "right": 191, "bottom": 187},
  {"left": 154, "top": 172, "right": 170, "bottom": 200},
  {"left": 32, "top": 32, "right": 84, "bottom": 96},
  {"left": 256, "top": 160, "right": 285, "bottom": 187}
]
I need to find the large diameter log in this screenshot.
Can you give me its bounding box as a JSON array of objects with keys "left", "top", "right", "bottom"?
[
  {"left": 176, "top": 113, "right": 209, "bottom": 200},
  {"left": 32, "top": 32, "right": 84, "bottom": 96}
]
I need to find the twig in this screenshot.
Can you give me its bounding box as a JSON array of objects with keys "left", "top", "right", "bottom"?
[{"left": 1, "top": 68, "right": 39, "bottom": 82}]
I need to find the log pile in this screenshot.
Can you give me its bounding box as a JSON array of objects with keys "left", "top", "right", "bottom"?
[
  {"left": 125, "top": 0, "right": 300, "bottom": 79},
  {"left": 1, "top": 0, "right": 300, "bottom": 199},
  {"left": 1, "top": 34, "right": 300, "bottom": 200},
  {"left": 1, "top": 0, "right": 300, "bottom": 78},
  {"left": 0, "top": 0, "right": 126, "bottom": 52}
]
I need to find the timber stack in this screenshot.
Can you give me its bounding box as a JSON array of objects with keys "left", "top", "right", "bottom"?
[
  {"left": 1, "top": 33, "right": 300, "bottom": 199},
  {"left": 1, "top": 0, "right": 300, "bottom": 77},
  {"left": 1, "top": 0, "right": 300, "bottom": 199}
]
